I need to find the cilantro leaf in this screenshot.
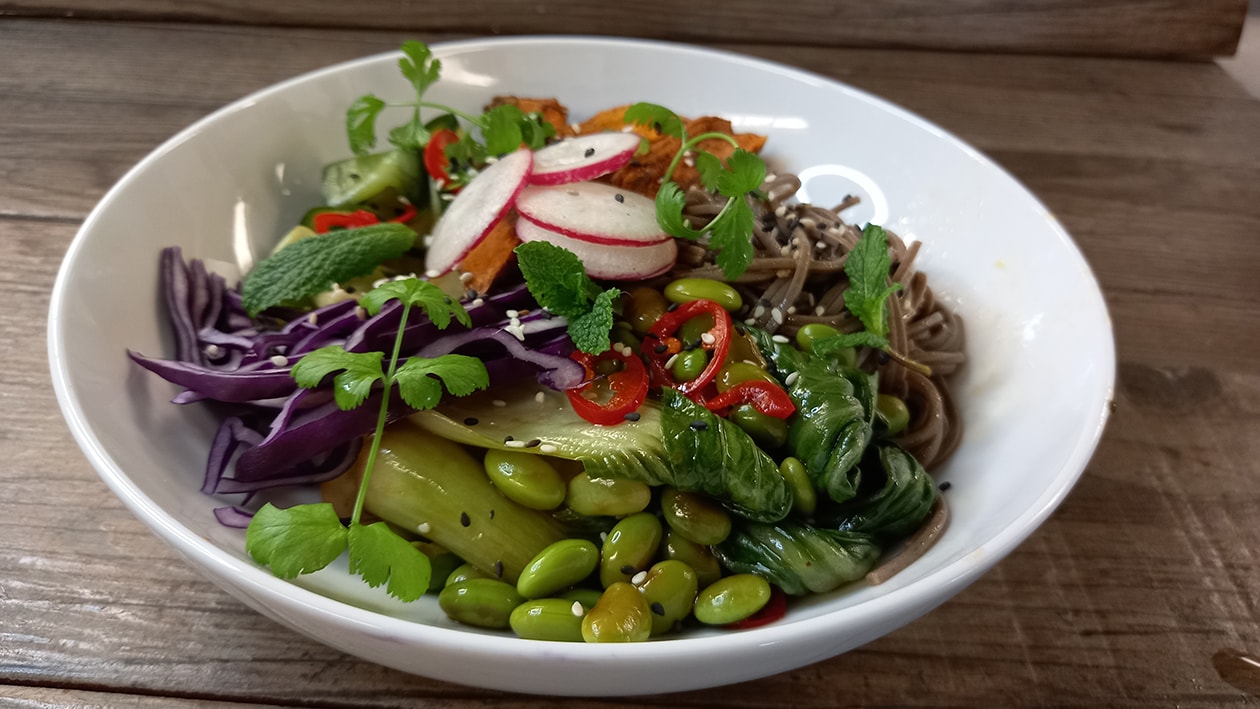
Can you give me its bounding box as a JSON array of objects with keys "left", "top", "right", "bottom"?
[
  {"left": 241, "top": 223, "right": 415, "bottom": 317},
  {"left": 624, "top": 102, "right": 686, "bottom": 140},
  {"left": 347, "top": 521, "right": 432, "bottom": 602},
  {"left": 480, "top": 104, "right": 555, "bottom": 156},
  {"left": 567, "top": 287, "right": 619, "bottom": 355},
  {"left": 709, "top": 196, "right": 756, "bottom": 280},
  {"left": 388, "top": 107, "right": 429, "bottom": 151},
  {"left": 246, "top": 503, "right": 348, "bottom": 579},
  {"left": 654, "top": 181, "right": 705, "bottom": 240},
  {"left": 717, "top": 149, "right": 766, "bottom": 196},
  {"left": 360, "top": 277, "right": 471, "bottom": 329},
  {"left": 398, "top": 40, "right": 442, "bottom": 97},
  {"left": 347, "top": 94, "right": 387, "bottom": 156},
  {"left": 393, "top": 353, "right": 490, "bottom": 410},
  {"left": 291, "top": 346, "right": 385, "bottom": 410},
  {"left": 843, "top": 224, "right": 902, "bottom": 339},
  {"left": 515, "top": 241, "right": 598, "bottom": 318},
  {"left": 812, "top": 331, "right": 890, "bottom": 354},
  {"left": 695, "top": 152, "right": 724, "bottom": 192},
  {"left": 518, "top": 112, "right": 557, "bottom": 149}
]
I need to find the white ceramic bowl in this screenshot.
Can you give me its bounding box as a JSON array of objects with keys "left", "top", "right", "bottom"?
[{"left": 48, "top": 37, "right": 1114, "bottom": 696}]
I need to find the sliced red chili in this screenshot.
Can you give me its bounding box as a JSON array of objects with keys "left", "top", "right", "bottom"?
[
  {"left": 726, "top": 585, "right": 787, "bottom": 630},
  {"left": 640, "top": 299, "right": 731, "bottom": 399},
  {"left": 424, "top": 128, "right": 461, "bottom": 185},
  {"left": 565, "top": 349, "right": 649, "bottom": 426},
  {"left": 311, "top": 209, "right": 380, "bottom": 234},
  {"left": 704, "top": 380, "right": 796, "bottom": 419}
]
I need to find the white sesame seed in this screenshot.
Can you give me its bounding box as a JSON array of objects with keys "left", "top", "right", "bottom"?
[
  {"left": 799, "top": 218, "right": 817, "bottom": 229},
  {"left": 416, "top": 522, "right": 431, "bottom": 534},
  {"left": 765, "top": 172, "right": 777, "bottom": 182},
  {"left": 785, "top": 371, "right": 800, "bottom": 386},
  {"left": 354, "top": 306, "right": 367, "bottom": 320},
  {"left": 772, "top": 334, "right": 790, "bottom": 344},
  {"left": 440, "top": 193, "right": 455, "bottom": 201},
  {"left": 786, "top": 305, "right": 797, "bottom": 315},
  {"left": 307, "top": 313, "right": 319, "bottom": 325},
  {"left": 631, "top": 570, "right": 648, "bottom": 585},
  {"left": 700, "top": 332, "right": 716, "bottom": 346},
  {"left": 599, "top": 531, "right": 608, "bottom": 542},
  {"left": 779, "top": 245, "right": 792, "bottom": 256},
  {"left": 269, "top": 355, "right": 289, "bottom": 367},
  {"left": 570, "top": 123, "right": 581, "bottom": 132},
  {"left": 539, "top": 444, "right": 557, "bottom": 454},
  {"left": 744, "top": 317, "right": 757, "bottom": 325},
  {"left": 774, "top": 205, "right": 787, "bottom": 218},
  {"left": 815, "top": 305, "right": 827, "bottom": 316},
  {"left": 535, "top": 391, "right": 546, "bottom": 404},
  {"left": 664, "top": 353, "right": 679, "bottom": 369},
  {"left": 505, "top": 440, "right": 527, "bottom": 448},
  {"left": 815, "top": 240, "right": 827, "bottom": 250},
  {"left": 459, "top": 271, "right": 473, "bottom": 283},
  {"left": 492, "top": 399, "right": 507, "bottom": 408},
  {"left": 204, "top": 344, "right": 222, "bottom": 357},
  {"left": 471, "top": 298, "right": 485, "bottom": 307},
  {"left": 424, "top": 269, "right": 440, "bottom": 278},
  {"left": 484, "top": 155, "right": 499, "bottom": 164},
  {"left": 753, "top": 304, "right": 766, "bottom": 318},
  {"left": 505, "top": 309, "right": 519, "bottom": 318},
  {"left": 571, "top": 601, "right": 584, "bottom": 617},
  {"left": 771, "top": 308, "right": 785, "bottom": 325}
]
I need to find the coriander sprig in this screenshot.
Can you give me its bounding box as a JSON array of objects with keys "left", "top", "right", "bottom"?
[
  {"left": 245, "top": 278, "right": 490, "bottom": 601},
  {"left": 623, "top": 103, "right": 766, "bottom": 279}
]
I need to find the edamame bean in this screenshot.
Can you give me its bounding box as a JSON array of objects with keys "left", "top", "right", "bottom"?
[
  {"left": 729, "top": 404, "right": 789, "bottom": 449},
  {"left": 611, "top": 321, "right": 642, "bottom": 351},
  {"left": 581, "top": 582, "right": 651, "bottom": 642},
  {"left": 438, "top": 578, "right": 525, "bottom": 629},
  {"left": 427, "top": 552, "right": 463, "bottom": 593},
  {"left": 661, "top": 487, "right": 731, "bottom": 545},
  {"left": 716, "top": 361, "right": 776, "bottom": 393},
  {"left": 517, "top": 539, "right": 600, "bottom": 599},
  {"left": 483, "top": 449, "right": 567, "bottom": 510},
  {"left": 664, "top": 278, "right": 743, "bottom": 312},
  {"left": 510, "top": 598, "right": 586, "bottom": 642},
  {"left": 445, "top": 562, "right": 493, "bottom": 587},
  {"left": 566, "top": 472, "right": 652, "bottom": 517},
  {"left": 779, "top": 456, "right": 816, "bottom": 516},
  {"left": 626, "top": 287, "right": 669, "bottom": 335},
  {"left": 560, "top": 587, "right": 605, "bottom": 611},
  {"left": 662, "top": 530, "right": 723, "bottom": 588},
  {"left": 693, "top": 574, "right": 771, "bottom": 625},
  {"left": 639, "top": 559, "right": 699, "bottom": 636},
  {"left": 671, "top": 349, "right": 709, "bottom": 383},
  {"left": 876, "top": 394, "right": 911, "bottom": 435},
  {"left": 794, "top": 323, "right": 841, "bottom": 352},
  {"left": 600, "top": 512, "right": 663, "bottom": 588},
  {"left": 677, "top": 313, "right": 716, "bottom": 349}
]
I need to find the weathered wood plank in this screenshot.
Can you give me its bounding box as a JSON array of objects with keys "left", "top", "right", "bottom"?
[
  {"left": 0, "top": 687, "right": 285, "bottom": 708},
  {"left": 0, "top": 0, "right": 1247, "bottom": 58}
]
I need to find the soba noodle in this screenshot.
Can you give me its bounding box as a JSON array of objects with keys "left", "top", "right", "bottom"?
[{"left": 669, "top": 174, "right": 965, "bottom": 470}]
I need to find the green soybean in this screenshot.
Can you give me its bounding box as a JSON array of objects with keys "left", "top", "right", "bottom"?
[
  {"left": 693, "top": 574, "right": 772, "bottom": 625},
  {"left": 581, "top": 582, "right": 652, "bottom": 643},
  {"left": 671, "top": 349, "right": 709, "bottom": 383},
  {"left": 729, "top": 404, "right": 789, "bottom": 449},
  {"left": 483, "top": 449, "right": 567, "bottom": 511},
  {"left": 794, "top": 323, "right": 841, "bottom": 352},
  {"left": 779, "top": 456, "right": 816, "bottom": 516},
  {"left": 517, "top": 539, "right": 600, "bottom": 599},
  {"left": 716, "top": 361, "right": 776, "bottom": 393},
  {"left": 427, "top": 552, "right": 463, "bottom": 593},
  {"left": 600, "top": 512, "right": 663, "bottom": 588},
  {"left": 662, "top": 530, "right": 723, "bottom": 588},
  {"left": 661, "top": 487, "right": 731, "bottom": 546},
  {"left": 677, "top": 313, "right": 716, "bottom": 349},
  {"left": 566, "top": 472, "right": 651, "bottom": 518},
  {"left": 510, "top": 598, "right": 586, "bottom": 642},
  {"left": 625, "top": 287, "right": 669, "bottom": 335},
  {"left": 445, "top": 562, "right": 493, "bottom": 587},
  {"left": 438, "top": 579, "right": 525, "bottom": 629},
  {"left": 611, "top": 321, "right": 642, "bottom": 351},
  {"left": 639, "top": 560, "right": 699, "bottom": 636},
  {"left": 876, "top": 394, "right": 911, "bottom": 435},
  {"left": 664, "top": 278, "right": 743, "bottom": 312},
  {"left": 560, "top": 587, "right": 605, "bottom": 611}
]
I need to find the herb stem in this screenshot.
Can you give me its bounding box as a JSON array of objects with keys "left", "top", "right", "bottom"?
[
  {"left": 418, "top": 101, "right": 485, "bottom": 127},
  {"left": 350, "top": 300, "right": 413, "bottom": 525},
  {"left": 664, "top": 131, "right": 742, "bottom": 183}
]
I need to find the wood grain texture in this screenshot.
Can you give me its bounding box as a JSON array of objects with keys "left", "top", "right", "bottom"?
[
  {"left": 0, "top": 0, "right": 1249, "bottom": 58},
  {"left": 2, "top": 17, "right": 1259, "bottom": 709}
]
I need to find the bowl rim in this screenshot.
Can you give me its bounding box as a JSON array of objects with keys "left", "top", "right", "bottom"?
[{"left": 47, "top": 34, "right": 1116, "bottom": 664}]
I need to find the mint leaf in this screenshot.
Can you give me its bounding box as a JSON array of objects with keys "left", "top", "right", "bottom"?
[
  {"left": 812, "top": 331, "right": 890, "bottom": 354},
  {"left": 246, "top": 503, "right": 348, "bottom": 579},
  {"left": 347, "top": 94, "right": 387, "bottom": 155},
  {"left": 393, "top": 353, "right": 490, "bottom": 410},
  {"left": 241, "top": 223, "right": 415, "bottom": 317},
  {"left": 398, "top": 40, "right": 441, "bottom": 97},
  {"left": 843, "top": 225, "right": 902, "bottom": 339},
  {"left": 515, "top": 241, "right": 598, "bottom": 317},
  {"left": 717, "top": 149, "right": 766, "bottom": 196},
  {"left": 291, "top": 346, "right": 385, "bottom": 410},
  {"left": 654, "top": 181, "right": 705, "bottom": 240},
  {"left": 695, "top": 152, "right": 724, "bottom": 191},
  {"left": 568, "top": 287, "right": 618, "bottom": 355},
  {"left": 360, "top": 277, "right": 471, "bottom": 329},
  {"left": 348, "top": 522, "right": 432, "bottom": 602},
  {"left": 624, "top": 102, "right": 686, "bottom": 140},
  {"left": 709, "top": 196, "right": 756, "bottom": 280}
]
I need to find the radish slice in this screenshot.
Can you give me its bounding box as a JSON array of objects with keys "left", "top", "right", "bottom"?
[
  {"left": 527, "top": 132, "right": 641, "bottom": 186},
  {"left": 424, "top": 149, "right": 533, "bottom": 275},
  {"left": 516, "top": 217, "right": 677, "bottom": 281},
  {"left": 515, "top": 182, "right": 667, "bottom": 247}
]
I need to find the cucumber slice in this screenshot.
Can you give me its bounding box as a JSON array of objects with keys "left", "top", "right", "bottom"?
[{"left": 321, "top": 148, "right": 422, "bottom": 208}]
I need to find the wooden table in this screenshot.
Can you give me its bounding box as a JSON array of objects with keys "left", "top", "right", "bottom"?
[{"left": 3, "top": 7, "right": 1260, "bottom": 707}]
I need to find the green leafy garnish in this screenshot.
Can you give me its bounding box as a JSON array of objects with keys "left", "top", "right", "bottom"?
[
  {"left": 246, "top": 278, "right": 490, "bottom": 601},
  {"left": 514, "top": 241, "right": 619, "bottom": 355},
  {"left": 623, "top": 102, "right": 766, "bottom": 279},
  {"left": 240, "top": 223, "right": 415, "bottom": 317}
]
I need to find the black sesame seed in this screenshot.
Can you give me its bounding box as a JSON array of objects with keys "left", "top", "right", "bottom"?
[
  {"left": 464, "top": 417, "right": 479, "bottom": 426},
  {"left": 689, "top": 420, "right": 708, "bottom": 431},
  {"left": 525, "top": 438, "right": 541, "bottom": 448},
  {"left": 654, "top": 343, "right": 669, "bottom": 354},
  {"left": 667, "top": 303, "right": 680, "bottom": 312},
  {"left": 465, "top": 288, "right": 478, "bottom": 300},
  {"left": 504, "top": 435, "right": 514, "bottom": 443},
  {"left": 939, "top": 481, "right": 952, "bottom": 491},
  {"left": 443, "top": 296, "right": 452, "bottom": 304},
  {"left": 734, "top": 324, "right": 746, "bottom": 336},
  {"left": 494, "top": 560, "right": 504, "bottom": 578},
  {"left": 489, "top": 509, "right": 496, "bottom": 519},
  {"left": 620, "top": 564, "right": 637, "bottom": 575},
  {"left": 348, "top": 172, "right": 360, "bottom": 180},
  {"left": 878, "top": 352, "right": 891, "bottom": 365},
  {"left": 344, "top": 286, "right": 356, "bottom": 294},
  {"left": 584, "top": 147, "right": 595, "bottom": 158},
  {"left": 460, "top": 512, "right": 471, "bottom": 527},
  {"left": 615, "top": 193, "right": 625, "bottom": 203},
  {"left": 623, "top": 411, "right": 641, "bottom": 422},
  {"left": 650, "top": 601, "right": 666, "bottom": 616}
]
